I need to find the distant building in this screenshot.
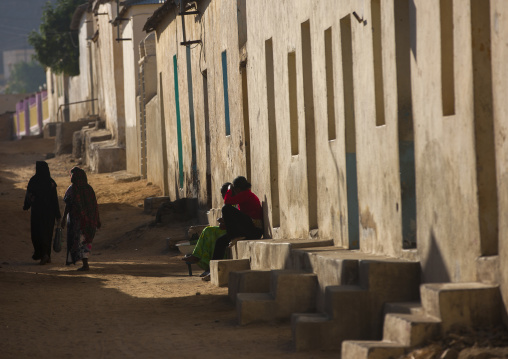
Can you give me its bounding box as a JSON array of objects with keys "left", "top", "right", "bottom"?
[{"left": 3, "top": 49, "right": 36, "bottom": 81}]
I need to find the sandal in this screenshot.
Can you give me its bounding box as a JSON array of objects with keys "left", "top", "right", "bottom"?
[{"left": 201, "top": 274, "right": 211, "bottom": 282}]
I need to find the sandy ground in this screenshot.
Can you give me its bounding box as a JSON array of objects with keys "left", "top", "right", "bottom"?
[
  {"left": 0, "top": 138, "right": 336, "bottom": 359},
  {"left": 3, "top": 138, "right": 508, "bottom": 359}
]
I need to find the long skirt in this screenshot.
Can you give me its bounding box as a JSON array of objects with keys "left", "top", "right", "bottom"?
[
  {"left": 30, "top": 209, "right": 55, "bottom": 260},
  {"left": 66, "top": 215, "right": 92, "bottom": 265},
  {"left": 191, "top": 226, "right": 226, "bottom": 271}
]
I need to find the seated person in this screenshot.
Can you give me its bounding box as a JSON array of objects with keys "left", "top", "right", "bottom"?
[
  {"left": 182, "top": 182, "right": 231, "bottom": 276},
  {"left": 211, "top": 176, "right": 263, "bottom": 262}
]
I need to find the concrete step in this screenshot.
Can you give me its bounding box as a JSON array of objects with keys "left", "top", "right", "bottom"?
[
  {"left": 233, "top": 238, "right": 333, "bottom": 270},
  {"left": 382, "top": 313, "right": 440, "bottom": 346},
  {"left": 210, "top": 259, "right": 250, "bottom": 287},
  {"left": 384, "top": 302, "right": 423, "bottom": 316},
  {"left": 292, "top": 285, "right": 370, "bottom": 351},
  {"left": 291, "top": 248, "right": 420, "bottom": 311},
  {"left": 292, "top": 259, "right": 421, "bottom": 351},
  {"left": 341, "top": 283, "right": 502, "bottom": 359},
  {"left": 291, "top": 313, "right": 332, "bottom": 351},
  {"left": 228, "top": 269, "right": 271, "bottom": 304},
  {"left": 291, "top": 247, "right": 361, "bottom": 310},
  {"left": 420, "top": 282, "right": 502, "bottom": 331},
  {"left": 236, "top": 293, "right": 273, "bottom": 324},
  {"left": 341, "top": 340, "right": 406, "bottom": 359},
  {"left": 236, "top": 270, "right": 318, "bottom": 325},
  {"left": 89, "top": 139, "right": 126, "bottom": 173}
]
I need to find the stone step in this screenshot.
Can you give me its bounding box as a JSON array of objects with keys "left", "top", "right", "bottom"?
[
  {"left": 210, "top": 259, "right": 250, "bottom": 287},
  {"left": 233, "top": 238, "right": 333, "bottom": 270},
  {"left": 382, "top": 313, "right": 440, "bottom": 346},
  {"left": 293, "top": 285, "right": 370, "bottom": 351},
  {"left": 291, "top": 248, "right": 420, "bottom": 311},
  {"left": 341, "top": 283, "right": 502, "bottom": 359},
  {"left": 384, "top": 301, "right": 423, "bottom": 316},
  {"left": 228, "top": 269, "right": 271, "bottom": 304},
  {"left": 291, "top": 313, "right": 332, "bottom": 351},
  {"left": 420, "top": 282, "right": 502, "bottom": 331},
  {"left": 292, "top": 259, "right": 421, "bottom": 351},
  {"left": 236, "top": 270, "right": 317, "bottom": 325},
  {"left": 292, "top": 247, "right": 361, "bottom": 311},
  {"left": 89, "top": 140, "right": 126, "bottom": 173},
  {"left": 341, "top": 340, "right": 406, "bottom": 359},
  {"left": 269, "top": 270, "right": 317, "bottom": 309},
  {"left": 236, "top": 293, "right": 273, "bottom": 324}
]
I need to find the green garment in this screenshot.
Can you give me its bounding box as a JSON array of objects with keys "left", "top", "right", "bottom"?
[{"left": 192, "top": 226, "right": 227, "bottom": 271}]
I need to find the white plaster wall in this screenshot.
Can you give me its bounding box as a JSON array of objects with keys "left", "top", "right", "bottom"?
[
  {"left": 122, "top": 18, "right": 138, "bottom": 173},
  {"left": 246, "top": 0, "right": 309, "bottom": 240},
  {"left": 67, "top": 14, "right": 90, "bottom": 122},
  {"left": 145, "top": 95, "right": 165, "bottom": 190},
  {"left": 95, "top": 2, "right": 125, "bottom": 145},
  {"left": 411, "top": 0, "right": 480, "bottom": 282},
  {"left": 67, "top": 74, "right": 87, "bottom": 121},
  {"left": 246, "top": 0, "right": 487, "bottom": 284},
  {"left": 46, "top": 69, "right": 56, "bottom": 122},
  {"left": 155, "top": 0, "right": 247, "bottom": 207},
  {"left": 491, "top": 0, "right": 508, "bottom": 316},
  {"left": 149, "top": 0, "right": 503, "bottom": 288},
  {"left": 245, "top": 0, "right": 404, "bottom": 245},
  {"left": 123, "top": 4, "right": 161, "bottom": 175}
]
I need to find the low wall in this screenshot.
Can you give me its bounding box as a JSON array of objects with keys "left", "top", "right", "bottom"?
[{"left": 0, "top": 112, "right": 14, "bottom": 141}]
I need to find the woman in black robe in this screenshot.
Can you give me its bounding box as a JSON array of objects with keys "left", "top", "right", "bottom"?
[{"left": 23, "top": 161, "right": 61, "bottom": 265}]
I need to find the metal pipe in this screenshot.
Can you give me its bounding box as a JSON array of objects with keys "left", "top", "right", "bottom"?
[{"left": 57, "top": 98, "right": 98, "bottom": 123}]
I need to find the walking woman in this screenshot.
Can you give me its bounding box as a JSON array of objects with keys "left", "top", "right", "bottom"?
[
  {"left": 61, "top": 167, "right": 101, "bottom": 271},
  {"left": 23, "top": 161, "right": 61, "bottom": 265}
]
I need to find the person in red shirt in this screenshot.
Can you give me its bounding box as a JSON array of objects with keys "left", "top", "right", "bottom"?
[{"left": 212, "top": 176, "right": 263, "bottom": 261}]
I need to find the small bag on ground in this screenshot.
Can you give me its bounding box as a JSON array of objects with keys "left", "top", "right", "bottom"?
[{"left": 53, "top": 227, "right": 63, "bottom": 252}]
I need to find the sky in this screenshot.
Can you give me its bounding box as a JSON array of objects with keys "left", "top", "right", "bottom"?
[{"left": 0, "top": 0, "right": 56, "bottom": 68}]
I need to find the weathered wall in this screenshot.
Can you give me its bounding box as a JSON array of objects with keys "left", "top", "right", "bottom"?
[
  {"left": 67, "top": 14, "right": 91, "bottom": 122},
  {"left": 492, "top": 0, "right": 508, "bottom": 318},
  {"left": 140, "top": 33, "right": 163, "bottom": 187},
  {"left": 94, "top": 1, "right": 126, "bottom": 145},
  {"left": 149, "top": 0, "right": 506, "bottom": 290},
  {"left": 122, "top": 4, "right": 161, "bottom": 175},
  {"left": 145, "top": 95, "right": 166, "bottom": 191},
  {"left": 0, "top": 112, "right": 14, "bottom": 140},
  {"left": 46, "top": 69, "right": 57, "bottom": 122},
  {"left": 246, "top": 0, "right": 406, "bottom": 245},
  {"left": 411, "top": 0, "right": 481, "bottom": 283},
  {"left": 46, "top": 71, "right": 67, "bottom": 122},
  {"left": 155, "top": 0, "right": 247, "bottom": 209},
  {"left": 245, "top": 0, "right": 502, "bottom": 284}
]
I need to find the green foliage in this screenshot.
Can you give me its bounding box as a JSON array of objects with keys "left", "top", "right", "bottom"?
[
  {"left": 5, "top": 61, "right": 47, "bottom": 94},
  {"left": 28, "top": 0, "right": 83, "bottom": 76}
]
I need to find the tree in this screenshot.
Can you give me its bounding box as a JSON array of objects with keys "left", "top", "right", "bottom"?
[
  {"left": 28, "top": 0, "right": 83, "bottom": 76},
  {"left": 5, "top": 61, "right": 47, "bottom": 94}
]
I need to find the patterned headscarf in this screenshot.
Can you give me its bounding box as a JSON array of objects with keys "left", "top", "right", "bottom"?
[{"left": 70, "top": 167, "right": 100, "bottom": 243}]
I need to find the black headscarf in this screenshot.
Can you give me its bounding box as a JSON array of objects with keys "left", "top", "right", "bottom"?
[
  {"left": 34, "top": 161, "right": 51, "bottom": 185},
  {"left": 23, "top": 161, "right": 58, "bottom": 212}
]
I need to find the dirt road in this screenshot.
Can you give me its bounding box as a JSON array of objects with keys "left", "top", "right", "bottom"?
[{"left": 0, "top": 138, "right": 335, "bottom": 359}]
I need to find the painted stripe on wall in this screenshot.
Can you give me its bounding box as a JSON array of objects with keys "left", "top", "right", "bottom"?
[
  {"left": 173, "top": 55, "right": 184, "bottom": 189},
  {"left": 222, "top": 51, "right": 231, "bottom": 136}
]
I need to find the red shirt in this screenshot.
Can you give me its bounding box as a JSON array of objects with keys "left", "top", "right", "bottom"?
[{"left": 224, "top": 189, "right": 262, "bottom": 220}]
